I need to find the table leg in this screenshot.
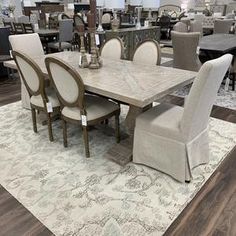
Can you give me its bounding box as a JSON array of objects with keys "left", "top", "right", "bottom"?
[{"left": 105, "top": 103, "right": 152, "bottom": 165}]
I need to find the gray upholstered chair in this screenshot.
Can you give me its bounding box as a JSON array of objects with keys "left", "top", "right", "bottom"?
[
  {"left": 133, "top": 54, "right": 233, "bottom": 182},
  {"left": 171, "top": 31, "right": 201, "bottom": 72},
  {"left": 225, "top": 13, "right": 235, "bottom": 20},
  {"left": 12, "top": 51, "right": 60, "bottom": 142},
  {"left": 45, "top": 57, "right": 120, "bottom": 158},
  {"left": 100, "top": 37, "right": 124, "bottom": 60},
  {"left": 190, "top": 20, "right": 203, "bottom": 36},
  {"left": 132, "top": 40, "right": 161, "bottom": 66},
  {"left": 214, "top": 19, "right": 233, "bottom": 34},
  {"left": 17, "top": 15, "right": 30, "bottom": 24},
  {"left": 173, "top": 22, "right": 188, "bottom": 32},
  {"left": 48, "top": 19, "right": 73, "bottom": 52}
]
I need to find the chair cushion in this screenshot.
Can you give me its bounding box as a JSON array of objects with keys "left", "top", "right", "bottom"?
[
  {"left": 136, "top": 103, "right": 184, "bottom": 142},
  {"left": 48, "top": 41, "right": 72, "bottom": 50},
  {"left": 30, "top": 87, "right": 60, "bottom": 108},
  {"left": 61, "top": 95, "right": 119, "bottom": 121}
]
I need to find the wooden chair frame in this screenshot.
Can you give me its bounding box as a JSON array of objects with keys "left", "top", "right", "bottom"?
[
  {"left": 12, "top": 50, "right": 60, "bottom": 141},
  {"left": 131, "top": 39, "right": 162, "bottom": 66},
  {"left": 45, "top": 57, "right": 120, "bottom": 158}
]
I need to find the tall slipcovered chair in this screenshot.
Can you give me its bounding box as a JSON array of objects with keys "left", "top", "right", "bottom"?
[
  {"left": 171, "top": 31, "right": 201, "bottom": 72},
  {"left": 133, "top": 54, "right": 233, "bottom": 182}
]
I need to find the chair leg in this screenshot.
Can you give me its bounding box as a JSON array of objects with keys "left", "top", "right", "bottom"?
[
  {"left": 115, "top": 114, "right": 120, "bottom": 143},
  {"left": 47, "top": 113, "right": 54, "bottom": 142},
  {"left": 31, "top": 108, "right": 37, "bottom": 133},
  {"left": 62, "top": 119, "right": 68, "bottom": 147},
  {"left": 82, "top": 126, "right": 90, "bottom": 158},
  {"left": 232, "top": 73, "right": 235, "bottom": 91}
]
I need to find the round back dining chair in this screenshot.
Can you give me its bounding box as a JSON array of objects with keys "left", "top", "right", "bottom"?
[
  {"left": 45, "top": 57, "right": 121, "bottom": 158},
  {"left": 100, "top": 37, "right": 124, "bottom": 60},
  {"left": 171, "top": 31, "right": 201, "bottom": 72},
  {"left": 132, "top": 40, "right": 161, "bottom": 66},
  {"left": 173, "top": 22, "right": 188, "bottom": 32},
  {"left": 190, "top": 20, "right": 203, "bottom": 36}
]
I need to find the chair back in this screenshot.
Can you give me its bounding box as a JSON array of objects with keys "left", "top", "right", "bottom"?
[
  {"left": 214, "top": 19, "right": 233, "bottom": 34},
  {"left": 9, "top": 33, "right": 44, "bottom": 57},
  {"left": 23, "top": 23, "right": 35, "bottom": 34},
  {"left": 203, "top": 16, "right": 214, "bottom": 29},
  {"left": 102, "top": 13, "right": 111, "bottom": 24},
  {"left": 225, "top": 13, "right": 235, "bottom": 19},
  {"left": 190, "top": 20, "right": 203, "bottom": 35},
  {"left": 45, "top": 57, "right": 85, "bottom": 110},
  {"left": 173, "top": 22, "right": 188, "bottom": 32},
  {"left": 171, "top": 31, "right": 201, "bottom": 72},
  {"left": 181, "top": 54, "right": 233, "bottom": 140},
  {"left": 132, "top": 40, "right": 161, "bottom": 66},
  {"left": 17, "top": 15, "right": 30, "bottom": 24},
  {"left": 13, "top": 22, "right": 25, "bottom": 34},
  {"left": 74, "top": 14, "right": 85, "bottom": 27},
  {"left": 12, "top": 50, "right": 44, "bottom": 97},
  {"left": 59, "top": 19, "right": 73, "bottom": 42},
  {"left": 61, "top": 14, "right": 70, "bottom": 20},
  {"left": 194, "top": 14, "right": 205, "bottom": 23},
  {"left": 100, "top": 37, "right": 124, "bottom": 60},
  {"left": 30, "top": 14, "right": 39, "bottom": 24},
  {"left": 159, "top": 15, "right": 171, "bottom": 29}
]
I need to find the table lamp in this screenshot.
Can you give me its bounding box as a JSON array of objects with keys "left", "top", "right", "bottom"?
[
  {"left": 105, "top": 0, "right": 125, "bottom": 31},
  {"left": 97, "top": 0, "right": 105, "bottom": 31},
  {"left": 143, "top": 0, "right": 160, "bottom": 21},
  {"left": 130, "top": 0, "right": 143, "bottom": 29}
]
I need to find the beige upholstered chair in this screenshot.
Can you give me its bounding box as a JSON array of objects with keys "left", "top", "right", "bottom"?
[
  {"left": 100, "top": 37, "right": 124, "bottom": 60},
  {"left": 48, "top": 19, "right": 73, "bottom": 52},
  {"left": 102, "top": 13, "right": 111, "bottom": 24},
  {"left": 203, "top": 16, "right": 214, "bottom": 29},
  {"left": 214, "top": 19, "right": 233, "bottom": 34},
  {"left": 133, "top": 54, "right": 233, "bottom": 182},
  {"left": 190, "top": 20, "right": 203, "bottom": 36},
  {"left": 12, "top": 51, "right": 60, "bottom": 141},
  {"left": 171, "top": 31, "right": 201, "bottom": 72},
  {"left": 9, "top": 33, "right": 45, "bottom": 109},
  {"left": 45, "top": 57, "right": 121, "bottom": 158},
  {"left": 173, "top": 22, "right": 188, "bottom": 32},
  {"left": 132, "top": 40, "right": 161, "bottom": 66}
]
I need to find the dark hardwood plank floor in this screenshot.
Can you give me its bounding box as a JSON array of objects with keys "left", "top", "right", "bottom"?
[{"left": 0, "top": 74, "right": 236, "bottom": 236}]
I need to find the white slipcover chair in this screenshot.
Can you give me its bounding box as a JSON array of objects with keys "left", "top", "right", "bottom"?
[
  {"left": 132, "top": 40, "right": 161, "bottom": 66},
  {"left": 100, "top": 37, "right": 124, "bottom": 60},
  {"left": 133, "top": 54, "right": 233, "bottom": 182},
  {"left": 9, "top": 33, "right": 45, "bottom": 109}
]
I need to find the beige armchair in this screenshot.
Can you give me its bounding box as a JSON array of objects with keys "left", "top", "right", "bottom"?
[
  {"left": 100, "top": 37, "right": 124, "bottom": 60},
  {"left": 45, "top": 57, "right": 121, "bottom": 158},
  {"left": 173, "top": 22, "right": 188, "bottom": 32},
  {"left": 12, "top": 51, "right": 60, "bottom": 142},
  {"left": 171, "top": 31, "right": 201, "bottom": 72},
  {"left": 133, "top": 54, "right": 233, "bottom": 182},
  {"left": 132, "top": 40, "right": 161, "bottom": 66}
]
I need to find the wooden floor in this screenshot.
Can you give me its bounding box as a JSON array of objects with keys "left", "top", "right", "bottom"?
[{"left": 0, "top": 75, "right": 236, "bottom": 236}]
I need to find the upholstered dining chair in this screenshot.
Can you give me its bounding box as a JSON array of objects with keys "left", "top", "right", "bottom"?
[
  {"left": 132, "top": 40, "right": 161, "bottom": 66},
  {"left": 48, "top": 19, "right": 73, "bottom": 52},
  {"left": 173, "top": 22, "right": 188, "bottom": 32},
  {"left": 100, "top": 37, "right": 124, "bottom": 60},
  {"left": 12, "top": 51, "right": 60, "bottom": 141},
  {"left": 171, "top": 31, "right": 201, "bottom": 72},
  {"left": 45, "top": 57, "right": 121, "bottom": 158},
  {"left": 133, "top": 54, "right": 233, "bottom": 182},
  {"left": 214, "top": 19, "right": 233, "bottom": 34},
  {"left": 190, "top": 20, "right": 203, "bottom": 36}
]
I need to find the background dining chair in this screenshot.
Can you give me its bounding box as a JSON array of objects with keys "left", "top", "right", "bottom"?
[
  {"left": 9, "top": 33, "right": 45, "bottom": 109},
  {"left": 213, "top": 19, "right": 233, "bottom": 34},
  {"left": 159, "top": 15, "right": 171, "bottom": 39},
  {"left": 48, "top": 19, "right": 73, "bottom": 52},
  {"left": 45, "top": 57, "right": 120, "bottom": 157},
  {"left": 132, "top": 40, "right": 161, "bottom": 66},
  {"left": 171, "top": 31, "right": 201, "bottom": 72},
  {"left": 17, "top": 15, "right": 30, "bottom": 24},
  {"left": 173, "top": 22, "right": 188, "bottom": 32},
  {"left": 100, "top": 37, "right": 124, "bottom": 60},
  {"left": 189, "top": 20, "right": 203, "bottom": 36},
  {"left": 12, "top": 51, "right": 60, "bottom": 141},
  {"left": 13, "top": 22, "right": 25, "bottom": 34},
  {"left": 23, "top": 23, "right": 35, "bottom": 34},
  {"left": 133, "top": 54, "right": 233, "bottom": 182}
]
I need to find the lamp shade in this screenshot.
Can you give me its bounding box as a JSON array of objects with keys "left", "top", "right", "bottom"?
[
  {"left": 142, "top": 0, "right": 160, "bottom": 8},
  {"left": 104, "top": 0, "right": 125, "bottom": 9},
  {"left": 97, "top": 0, "right": 105, "bottom": 7},
  {"left": 130, "top": 0, "right": 143, "bottom": 6}
]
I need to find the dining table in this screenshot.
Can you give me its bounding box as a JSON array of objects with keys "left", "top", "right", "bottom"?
[{"left": 4, "top": 51, "right": 197, "bottom": 162}]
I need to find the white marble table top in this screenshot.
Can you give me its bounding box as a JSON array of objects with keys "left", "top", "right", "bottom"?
[{"left": 4, "top": 51, "right": 197, "bottom": 107}]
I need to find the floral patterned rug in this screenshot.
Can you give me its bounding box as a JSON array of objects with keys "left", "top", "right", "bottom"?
[{"left": 0, "top": 102, "right": 236, "bottom": 236}]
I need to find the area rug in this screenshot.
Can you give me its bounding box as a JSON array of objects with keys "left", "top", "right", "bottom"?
[{"left": 0, "top": 102, "right": 236, "bottom": 236}]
